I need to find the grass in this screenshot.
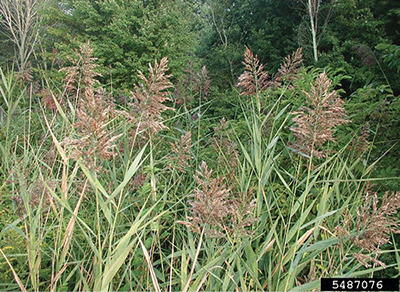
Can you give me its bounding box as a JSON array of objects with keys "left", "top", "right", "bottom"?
[{"left": 0, "top": 52, "right": 399, "bottom": 292}]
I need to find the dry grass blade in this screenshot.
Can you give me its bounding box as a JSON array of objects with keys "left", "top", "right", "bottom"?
[
  {"left": 42, "top": 113, "right": 68, "bottom": 164},
  {"left": 60, "top": 180, "right": 87, "bottom": 258},
  {"left": 296, "top": 227, "right": 315, "bottom": 246},
  {"left": 138, "top": 236, "right": 161, "bottom": 292},
  {"left": 260, "top": 239, "right": 275, "bottom": 258},
  {"left": 42, "top": 112, "right": 69, "bottom": 199},
  {"left": 0, "top": 248, "right": 27, "bottom": 292},
  {"left": 182, "top": 229, "right": 204, "bottom": 292},
  {"left": 50, "top": 262, "right": 77, "bottom": 292},
  {"left": 195, "top": 273, "right": 209, "bottom": 292}
]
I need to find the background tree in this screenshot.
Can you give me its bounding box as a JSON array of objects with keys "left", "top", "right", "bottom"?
[
  {"left": 40, "top": 0, "right": 199, "bottom": 88},
  {"left": 296, "top": 0, "right": 333, "bottom": 62},
  {"left": 0, "top": 0, "right": 44, "bottom": 78},
  {"left": 0, "top": 22, "right": 14, "bottom": 68},
  {"left": 198, "top": 0, "right": 301, "bottom": 88},
  {"left": 196, "top": 0, "right": 245, "bottom": 87}
]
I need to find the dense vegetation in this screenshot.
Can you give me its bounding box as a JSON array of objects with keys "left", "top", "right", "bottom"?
[{"left": 0, "top": 0, "right": 399, "bottom": 291}]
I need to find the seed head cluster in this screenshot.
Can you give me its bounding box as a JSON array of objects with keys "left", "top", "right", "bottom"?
[
  {"left": 336, "top": 191, "right": 400, "bottom": 268},
  {"left": 165, "top": 131, "right": 192, "bottom": 172},
  {"left": 237, "top": 46, "right": 303, "bottom": 95},
  {"left": 276, "top": 47, "right": 303, "bottom": 85},
  {"left": 61, "top": 42, "right": 120, "bottom": 170},
  {"left": 174, "top": 62, "right": 211, "bottom": 106},
  {"left": 237, "top": 46, "right": 272, "bottom": 96},
  {"left": 122, "top": 57, "right": 173, "bottom": 138},
  {"left": 291, "top": 72, "right": 350, "bottom": 158},
  {"left": 183, "top": 162, "right": 257, "bottom": 238},
  {"left": 12, "top": 180, "right": 56, "bottom": 217}
]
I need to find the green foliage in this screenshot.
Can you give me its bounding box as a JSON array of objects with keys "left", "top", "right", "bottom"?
[
  {"left": 40, "top": 0, "right": 199, "bottom": 88},
  {"left": 376, "top": 43, "right": 400, "bottom": 73},
  {"left": 374, "top": 0, "right": 400, "bottom": 43}
]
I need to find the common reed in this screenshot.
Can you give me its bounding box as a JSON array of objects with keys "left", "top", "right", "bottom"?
[
  {"left": 337, "top": 191, "right": 400, "bottom": 268},
  {"left": 352, "top": 44, "right": 376, "bottom": 68},
  {"left": 165, "top": 131, "right": 192, "bottom": 172},
  {"left": 349, "top": 122, "right": 370, "bottom": 156},
  {"left": 183, "top": 161, "right": 231, "bottom": 237},
  {"left": 121, "top": 57, "right": 173, "bottom": 138},
  {"left": 237, "top": 46, "right": 272, "bottom": 96},
  {"left": 11, "top": 180, "right": 56, "bottom": 217},
  {"left": 237, "top": 46, "right": 303, "bottom": 96},
  {"left": 60, "top": 41, "right": 101, "bottom": 101},
  {"left": 174, "top": 62, "right": 211, "bottom": 106},
  {"left": 182, "top": 161, "right": 256, "bottom": 238},
  {"left": 276, "top": 47, "right": 303, "bottom": 85},
  {"left": 61, "top": 42, "right": 120, "bottom": 170},
  {"left": 290, "top": 72, "right": 350, "bottom": 158},
  {"left": 40, "top": 88, "right": 58, "bottom": 111}
]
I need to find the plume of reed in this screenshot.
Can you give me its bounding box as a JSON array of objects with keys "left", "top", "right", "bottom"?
[
  {"left": 200, "top": 65, "right": 211, "bottom": 97},
  {"left": 174, "top": 62, "right": 210, "bottom": 106},
  {"left": 290, "top": 72, "right": 350, "bottom": 158},
  {"left": 336, "top": 191, "right": 400, "bottom": 268},
  {"left": 349, "top": 122, "right": 370, "bottom": 156},
  {"left": 64, "top": 88, "right": 120, "bottom": 167},
  {"left": 237, "top": 46, "right": 273, "bottom": 96},
  {"left": 227, "top": 190, "right": 258, "bottom": 237},
  {"left": 130, "top": 172, "right": 148, "bottom": 190},
  {"left": 165, "top": 131, "right": 192, "bottom": 172},
  {"left": 352, "top": 253, "right": 386, "bottom": 269},
  {"left": 184, "top": 161, "right": 231, "bottom": 237},
  {"left": 122, "top": 57, "right": 173, "bottom": 138},
  {"left": 353, "top": 191, "right": 400, "bottom": 252},
  {"left": 11, "top": 180, "right": 56, "bottom": 217},
  {"left": 61, "top": 42, "right": 120, "bottom": 170},
  {"left": 181, "top": 162, "right": 256, "bottom": 238},
  {"left": 60, "top": 41, "right": 101, "bottom": 101},
  {"left": 237, "top": 47, "right": 303, "bottom": 96},
  {"left": 40, "top": 88, "right": 58, "bottom": 111},
  {"left": 352, "top": 44, "right": 376, "bottom": 68},
  {"left": 276, "top": 47, "right": 303, "bottom": 84}
]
